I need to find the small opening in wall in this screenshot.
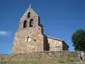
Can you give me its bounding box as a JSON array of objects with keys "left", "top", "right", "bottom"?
[
  {"left": 34, "top": 39, "right": 36, "bottom": 41},
  {"left": 23, "top": 20, "right": 27, "bottom": 28},
  {"left": 29, "top": 19, "right": 33, "bottom": 27},
  {"left": 27, "top": 36, "right": 31, "bottom": 42},
  {"left": 27, "top": 36, "right": 29, "bottom": 42},
  {"left": 27, "top": 12, "right": 30, "bottom": 18}
]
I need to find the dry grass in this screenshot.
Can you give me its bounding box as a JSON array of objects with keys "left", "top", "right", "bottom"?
[
  {"left": 0, "top": 59, "right": 85, "bottom": 64},
  {"left": 0, "top": 51, "right": 84, "bottom": 64}
]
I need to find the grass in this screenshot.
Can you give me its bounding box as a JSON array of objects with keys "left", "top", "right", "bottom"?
[
  {"left": 0, "top": 51, "right": 85, "bottom": 64},
  {"left": 0, "top": 59, "right": 85, "bottom": 64}
]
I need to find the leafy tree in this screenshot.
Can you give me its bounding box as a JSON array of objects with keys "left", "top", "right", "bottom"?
[{"left": 72, "top": 29, "right": 85, "bottom": 51}]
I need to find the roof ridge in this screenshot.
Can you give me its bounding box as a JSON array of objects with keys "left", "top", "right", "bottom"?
[{"left": 47, "top": 36, "right": 63, "bottom": 41}]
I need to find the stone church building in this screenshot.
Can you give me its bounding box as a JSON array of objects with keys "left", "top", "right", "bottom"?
[{"left": 12, "top": 6, "right": 69, "bottom": 54}]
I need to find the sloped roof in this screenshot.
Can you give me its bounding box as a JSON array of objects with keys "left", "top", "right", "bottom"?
[
  {"left": 48, "top": 36, "right": 63, "bottom": 41},
  {"left": 20, "top": 5, "right": 39, "bottom": 20}
]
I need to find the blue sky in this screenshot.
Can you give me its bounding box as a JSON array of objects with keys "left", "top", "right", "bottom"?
[{"left": 0, "top": 0, "right": 85, "bottom": 54}]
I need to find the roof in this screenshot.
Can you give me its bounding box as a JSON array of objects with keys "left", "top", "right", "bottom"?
[
  {"left": 20, "top": 5, "right": 39, "bottom": 20},
  {"left": 47, "top": 36, "right": 63, "bottom": 41}
]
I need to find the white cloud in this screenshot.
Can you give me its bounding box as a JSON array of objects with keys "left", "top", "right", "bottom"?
[{"left": 0, "top": 31, "right": 11, "bottom": 36}]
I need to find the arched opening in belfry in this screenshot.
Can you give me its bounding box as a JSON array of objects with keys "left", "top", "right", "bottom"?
[
  {"left": 27, "top": 12, "right": 30, "bottom": 18},
  {"left": 23, "top": 20, "right": 27, "bottom": 28},
  {"left": 29, "top": 19, "right": 33, "bottom": 27}
]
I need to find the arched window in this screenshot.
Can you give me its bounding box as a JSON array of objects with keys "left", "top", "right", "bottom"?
[
  {"left": 23, "top": 20, "right": 27, "bottom": 28},
  {"left": 27, "top": 12, "right": 30, "bottom": 18},
  {"left": 29, "top": 19, "right": 33, "bottom": 27}
]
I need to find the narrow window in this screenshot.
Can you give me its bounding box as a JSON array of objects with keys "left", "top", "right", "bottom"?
[
  {"left": 27, "top": 36, "right": 29, "bottom": 42},
  {"left": 27, "top": 36, "right": 31, "bottom": 42},
  {"left": 23, "top": 20, "right": 27, "bottom": 28},
  {"left": 29, "top": 19, "right": 33, "bottom": 27},
  {"left": 27, "top": 12, "right": 30, "bottom": 18}
]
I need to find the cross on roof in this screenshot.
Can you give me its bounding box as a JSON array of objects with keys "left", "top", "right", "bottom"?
[{"left": 29, "top": 4, "right": 31, "bottom": 8}]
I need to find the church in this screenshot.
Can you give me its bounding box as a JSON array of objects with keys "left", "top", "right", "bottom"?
[{"left": 12, "top": 5, "right": 69, "bottom": 54}]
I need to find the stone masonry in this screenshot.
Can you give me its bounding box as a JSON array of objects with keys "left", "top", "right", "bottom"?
[
  {"left": 12, "top": 6, "right": 69, "bottom": 54},
  {"left": 48, "top": 37, "right": 69, "bottom": 51}
]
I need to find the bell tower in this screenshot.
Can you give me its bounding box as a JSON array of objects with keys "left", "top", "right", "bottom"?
[
  {"left": 12, "top": 5, "right": 44, "bottom": 54},
  {"left": 19, "top": 5, "right": 42, "bottom": 29}
]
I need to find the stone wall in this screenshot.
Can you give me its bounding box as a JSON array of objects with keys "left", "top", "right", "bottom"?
[
  {"left": 62, "top": 41, "right": 69, "bottom": 50},
  {"left": 47, "top": 37, "right": 68, "bottom": 51},
  {"left": 0, "top": 51, "right": 79, "bottom": 61},
  {"left": 12, "top": 26, "right": 44, "bottom": 54}
]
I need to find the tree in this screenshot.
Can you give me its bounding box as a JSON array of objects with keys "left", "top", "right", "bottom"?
[{"left": 72, "top": 29, "right": 85, "bottom": 51}]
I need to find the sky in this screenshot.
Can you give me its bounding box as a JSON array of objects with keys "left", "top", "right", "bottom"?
[{"left": 0, "top": 0, "right": 85, "bottom": 54}]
